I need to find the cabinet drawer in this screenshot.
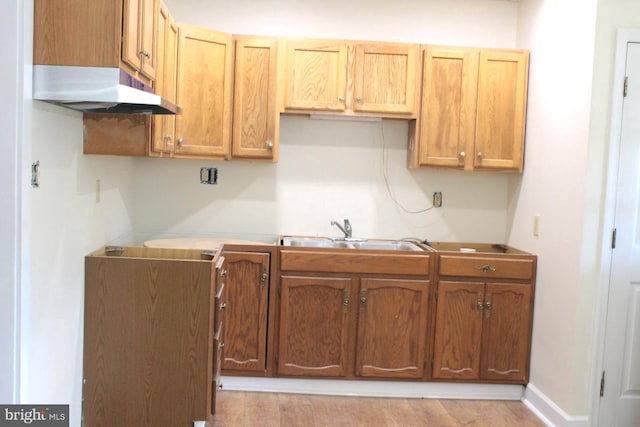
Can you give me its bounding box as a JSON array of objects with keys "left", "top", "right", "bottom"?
[
  {"left": 280, "top": 250, "right": 431, "bottom": 275},
  {"left": 438, "top": 255, "right": 534, "bottom": 280}
]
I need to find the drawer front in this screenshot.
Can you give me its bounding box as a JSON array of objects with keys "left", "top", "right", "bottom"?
[
  {"left": 439, "top": 255, "right": 534, "bottom": 280},
  {"left": 280, "top": 250, "right": 431, "bottom": 276}
]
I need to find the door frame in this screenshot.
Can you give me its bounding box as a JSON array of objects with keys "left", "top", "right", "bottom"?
[{"left": 590, "top": 28, "right": 640, "bottom": 425}]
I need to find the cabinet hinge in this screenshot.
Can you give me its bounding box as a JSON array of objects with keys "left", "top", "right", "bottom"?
[
  {"left": 611, "top": 228, "right": 617, "bottom": 249},
  {"left": 431, "top": 359, "right": 434, "bottom": 370},
  {"left": 435, "top": 291, "right": 438, "bottom": 302},
  {"left": 624, "top": 76, "right": 629, "bottom": 97},
  {"left": 600, "top": 370, "right": 605, "bottom": 397}
]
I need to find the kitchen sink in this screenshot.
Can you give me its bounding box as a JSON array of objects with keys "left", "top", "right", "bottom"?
[{"left": 281, "top": 236, "right": 425, "bottom": 251}]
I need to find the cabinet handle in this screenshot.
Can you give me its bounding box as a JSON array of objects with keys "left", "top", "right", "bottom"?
[
  {"left": 459, "top": 151, "right": 466, "bottom": 159},
  {"left": 219, "top": 302, "right": 227, "bottom": 311},
  {"left": 477, "top": 151, "right": 484, "bottom": 158},
  {"left": 343, "top": 288, "right": 350, "bottom": 313},
  {"left": 359, "top": 289, "right": 368, "bottom": 311},
  {"left": 485, "top": 294, "right": 493, "bottom": 319},
  {"left": 355, "top": 95, "right": 362, "bottom": 103},
  {"left": 477, "top": 293, "right": 484, "bottom": 316},
  {"left": 474, "top": 265, "right": 497, "bottom": 273},
  {"left": 338, "top": 95, "right": 345, "bottom": 103}
]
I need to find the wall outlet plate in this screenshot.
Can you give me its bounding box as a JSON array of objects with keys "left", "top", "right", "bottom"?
[
  {"left": 200, "top": 167, "right": 218, "bottom": 185},
  {"left": 433, "top": 191, "right": 443, "bottom": 208}
]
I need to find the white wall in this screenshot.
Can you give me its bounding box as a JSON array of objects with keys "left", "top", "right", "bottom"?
[
  {"left": 23, "top": 102, "right": 138, "bottom": 425},
  {"left": 0, "top": 0, "right": 24, "bottom": 403},
  {"left": 134, "top": 117, "right": 510, "bottom": 244},
  {"left": 509, "top": 0, "right": 599, "bottom": 418}
]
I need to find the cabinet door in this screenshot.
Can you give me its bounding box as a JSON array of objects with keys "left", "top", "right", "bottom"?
[
  {"left": 221, "top": 251, "right": 270, "bottom": 373},
  {"left": 284, "top": 41, "right": 348, "bottom": 111},
  {"left": 278, "top": 276, "right": 352, "bottom": 377},
  {"left": 353, "top": 43, "right": 419, "bottom": 115},
  {"left": 232, "top": 37, "right": 279, "bottom": 160},
  {"left": 175, "top": 24, "right": 232, "bottom": 158},
  {"left": 151, "top": 1, "right": 177, "bottom": 155},
  {"left": 432, "top": 281, "right": 484, "bottom": 380},
  {"left": 418, "top": 47, "right": 479, "bottom": 168},
  {"left": 480, "top": 283, "right": 532, "bottom": 383},
  {"left": 474, "top": 50, "right": 529, "bottom": 172},
  {"left": 355, "top": 278, "right": 429, "bottom": 379},
  {"left": 122, "top": 0, "right": 157, "bottom": 80}
]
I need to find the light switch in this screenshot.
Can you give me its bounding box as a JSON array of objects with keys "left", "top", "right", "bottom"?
[{"left": 533, "top": 214, "right": 540, "bottom": 237}]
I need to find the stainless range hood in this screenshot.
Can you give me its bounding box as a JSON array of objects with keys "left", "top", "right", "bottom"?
[{"left": 33, "top": 65, "right": 181, "bottom": 115}]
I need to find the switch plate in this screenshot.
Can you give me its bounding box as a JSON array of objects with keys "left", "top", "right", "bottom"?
[
  {"left": 433, "top": 192, "right": 443, "bottom": 208},
  {"left": 200, "top": 167, "right": 218, "bottom": 185}
]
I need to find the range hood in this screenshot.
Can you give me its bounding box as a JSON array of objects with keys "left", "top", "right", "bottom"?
[{"left": 33, "top": 65, "right": 181, "bottom": 115}]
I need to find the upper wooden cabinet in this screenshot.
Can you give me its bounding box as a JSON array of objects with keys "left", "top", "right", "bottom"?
[
  {"left": 409, "top": 46, "right": 529, "bottom": 172},
  {"left": 283, "top": 40, "right": 420, "bottom": 118},
  {"left": 173, "top": 24, "right": 233, "bottom": 159},
  {"left": 34, "top": 0, "right": 156, "bottom": 84},
  {"left": 352, "top": 44, "right": 419, "bottom": 115},
  {"left": 122, "top": 0, "right": 158, "bottom": 80},
  {"left": 232, "top": 37, "right": 280, "bottom": 161},
  {"left": 150, "top": 1, "right": 178, "bottom": 156}
]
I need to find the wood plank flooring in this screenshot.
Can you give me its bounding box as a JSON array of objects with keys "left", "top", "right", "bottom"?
[{"left": 212, "top": 391, "right": 546, "bottom": 426}]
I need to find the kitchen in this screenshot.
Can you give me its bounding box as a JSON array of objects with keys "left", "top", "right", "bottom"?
[{"left": 1, "top": 0, "right": 638, "bottom": 426}]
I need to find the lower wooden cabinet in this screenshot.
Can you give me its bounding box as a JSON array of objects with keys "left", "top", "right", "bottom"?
[
  {"left": 432, "top": 253, "right": 536, "bottom": 384},
  {"left": 83, "top": 246, "right": 221, "bottom": 426},
  {"left": 276, "top": 274, "right": 431, "bottom": 379},
  {"left": 220, "top": 249, "right": 271, "bottom": 375},
  {"left": 278, "top": 275, "right": 352, "bottom": 377},
  {"left": 356, "top": 278, "right": 430, "bottom": 379}
]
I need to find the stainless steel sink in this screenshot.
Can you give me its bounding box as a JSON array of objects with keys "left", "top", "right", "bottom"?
[{"left": 281, "top": 237, "right": 425, "bottom": 251}]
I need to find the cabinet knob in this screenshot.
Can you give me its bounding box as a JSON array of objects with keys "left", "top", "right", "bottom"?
[
  {"left": 477, "top": 151, "right": 484, "bottom": 158},
  {"left": 140, "top": 50, "right": 151, "bottom": 58},
  {"left": 260, "top": 273, "right": 268, "bottom": 282},
  {"left": 459, "top": 151, "right": 466, "bottom": 159},
  {"left": 217, "top": 383, "right": 224, "bottom": 390},
  {"left": 355, "top": 95, "right": 362, "bottom": 103},
  {"left": 219, "top": 342, "right": 225, "bottom": 350},
  {"left": 266, "top": 140, "right": 273, "bottom": 150},
  {"left": 219, "top": 302, "right": 227, "bottom": 310},
  {"left": 220, "top": 269, "right": 228, "bottom": 277},
  {"left": 338, "top": 95, "right": 345, "bottom": 103},
  {"left": 177, "top": 138, "right": 184, "bottom": 145}
]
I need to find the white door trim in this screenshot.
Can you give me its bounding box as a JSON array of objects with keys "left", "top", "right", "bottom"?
[{"left": 589, "top": 27, "right": 640, "bottom": 425}]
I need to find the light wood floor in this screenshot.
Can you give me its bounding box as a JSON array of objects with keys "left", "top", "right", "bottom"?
[{"left": 212, "top": 391, "right": 546, "bottom": 426}]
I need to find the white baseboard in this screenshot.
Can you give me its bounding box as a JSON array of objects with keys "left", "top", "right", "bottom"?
[
  {"left": 522, "top": 383, "right": 589, "bottom": 427},
  {"left": 220, "top": 376, "right": 524, "bottom": 400}
]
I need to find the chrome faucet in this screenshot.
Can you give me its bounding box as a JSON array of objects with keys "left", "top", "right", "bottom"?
[{"left": 331, "top": 219, "right": 352, "bottom": 239}]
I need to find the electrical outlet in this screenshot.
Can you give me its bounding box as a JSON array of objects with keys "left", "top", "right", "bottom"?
[
  {"left": 200, "top": 167, "right": 218, "bottom": 185},
  {"left": 433, "top": 191, "right": 443, "bottom": 208}
]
